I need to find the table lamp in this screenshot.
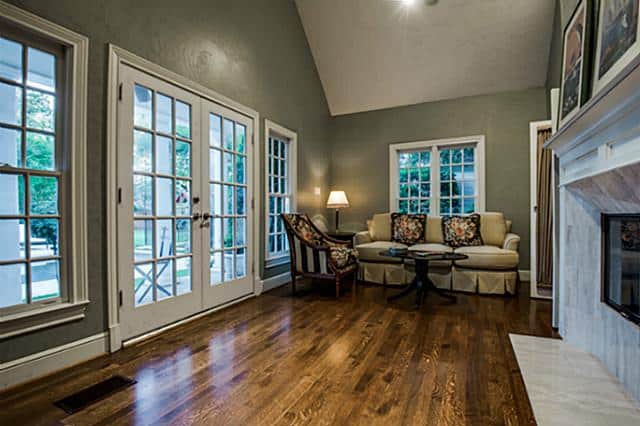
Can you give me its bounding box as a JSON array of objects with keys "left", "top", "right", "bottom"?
[{"left": 326, "top": 190, "right": 349, "bottom": 231}]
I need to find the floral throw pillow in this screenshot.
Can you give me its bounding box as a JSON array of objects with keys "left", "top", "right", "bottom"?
[
  {"left": 442, "top": 214, "right": 483, "bottom": 248},
  {"left": 391, "top": 213, "right": 427, "bottom": 245}
]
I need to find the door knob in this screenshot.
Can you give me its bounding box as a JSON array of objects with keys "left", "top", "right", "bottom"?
[{"left": 201, "top": 212, "right": 211, "bottom": 228}]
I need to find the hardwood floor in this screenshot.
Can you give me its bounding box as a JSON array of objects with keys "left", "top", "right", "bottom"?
[{"left": 0, "top": 280, "right": 553, "bottom": 425}]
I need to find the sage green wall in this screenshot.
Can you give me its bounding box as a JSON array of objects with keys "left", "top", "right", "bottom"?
[
  {"left": 329, "top": 88, "right": 549, "bottom": 270},
  {"left": 0, "top": 0, "right": 330, "bottom": 362}
]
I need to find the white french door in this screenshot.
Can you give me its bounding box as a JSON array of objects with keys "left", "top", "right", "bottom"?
[
  {"left": 117, "top": 64, "right": 254, "bottom": 340},
  {"left": 201, "top": 101, "right": 253, "bottom": 308}
]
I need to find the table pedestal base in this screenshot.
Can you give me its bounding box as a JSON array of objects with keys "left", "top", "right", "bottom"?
[{"left": 387, "top": 259, "right": 457, "bottom": 308}]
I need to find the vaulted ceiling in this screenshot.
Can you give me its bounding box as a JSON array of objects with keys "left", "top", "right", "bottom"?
[{"left": 295, "top": 0, "right": 556, "bottom": 116}]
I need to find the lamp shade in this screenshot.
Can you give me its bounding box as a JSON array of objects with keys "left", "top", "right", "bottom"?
[{"left": 327, "top": 190, "right": 349, "bottom": 208}]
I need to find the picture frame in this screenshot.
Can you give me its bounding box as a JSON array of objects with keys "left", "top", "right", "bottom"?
[
  {"left": 558, "top": 0, "right": 594, "bottom": 129},
  {"left": 592, "top": 0, "right": 640, "bottom": 96}
]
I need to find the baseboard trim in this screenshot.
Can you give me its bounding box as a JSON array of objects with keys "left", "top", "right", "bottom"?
[
  {"left": 0, "top": 332, "right": 109, "bottom": 391},
  {"left": 261, "top": 272, "right": 291, "bottom": 293},
  {"left": 519, "top": 270, "right": 531, "bottom": 282}
]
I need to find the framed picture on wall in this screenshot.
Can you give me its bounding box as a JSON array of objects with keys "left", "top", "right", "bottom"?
[
  {"left": 558, "top": 0, "right": 594, "bottom": 129},
  {"left": 592, "top": 0, "right": 640, "bottom": 96}
]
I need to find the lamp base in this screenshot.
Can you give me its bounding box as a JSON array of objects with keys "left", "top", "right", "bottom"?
[{"left": 335, "top": 209, "right": 340, "bottom": 232}]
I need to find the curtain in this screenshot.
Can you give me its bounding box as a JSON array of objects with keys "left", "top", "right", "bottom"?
[{"left": 536, "top": 128, "right": 553, "bottom": 287}]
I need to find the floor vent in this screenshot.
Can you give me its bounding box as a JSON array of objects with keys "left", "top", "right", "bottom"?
[{"left": 54, "top": 375, "right": 136, "bottom": 414}]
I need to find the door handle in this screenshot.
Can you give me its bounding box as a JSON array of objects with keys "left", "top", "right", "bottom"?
[
  {"left": 193, "top": 212, "right": 202, "bottom": 221},
  {"left": 201, "top": 212, "right": 211, "bottom": 228}
]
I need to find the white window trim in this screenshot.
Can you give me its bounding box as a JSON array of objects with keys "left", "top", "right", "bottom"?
[
  {"left": 264, "top": 119, "right": 297, "bottom": 268},
  {"left": 0, "top": 1, "right": 89, "bottom": 339},
  {"left": 389, "top": 135, "right": 486, "bottom": 215}
]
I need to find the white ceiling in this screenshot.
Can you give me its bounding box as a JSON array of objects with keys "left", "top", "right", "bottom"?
[{"left": 295, "top": 0, "right": 556, "bottom": 116}]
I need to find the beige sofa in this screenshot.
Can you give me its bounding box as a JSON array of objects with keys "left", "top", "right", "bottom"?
[{"left": 354, "top": 212, "right": 521, "bottom": 295}]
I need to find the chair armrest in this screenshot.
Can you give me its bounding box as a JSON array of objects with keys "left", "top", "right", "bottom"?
[
  {"left": 503, "top": 233, "right": 520, "bottom": 252},
  {"left": 354, "top": 231, "right": 372, "bottom": 246}
]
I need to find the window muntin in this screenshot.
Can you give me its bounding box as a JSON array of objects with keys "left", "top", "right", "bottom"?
[
  {"left": 0, "top": 33, "right": 64, "bottom": 310},
  {"left": 267, "top": 136, "right": 291, "bottom": 261},
  {"left": 393, "top": 140, "right": 482, "bottom": 216}
]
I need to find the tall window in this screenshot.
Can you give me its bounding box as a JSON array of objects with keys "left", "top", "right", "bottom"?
[
  {"left": 265, "top": 120, "right": 296, "bottom": 266},
  {"left": 0, "top": 1, "right": 88, "bottom": 339},
  {"left": 0, "top": 33, "right": 63, "bottom": 309},
  {"left": 390, "top": 136, "right": 485, "bottom": 216}
]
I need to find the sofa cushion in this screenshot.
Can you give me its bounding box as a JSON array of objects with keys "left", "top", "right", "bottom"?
[
  {"left": 369, "top": 213, "right": 392, "bottom": 241},
  {"left": 442, "top": 214, "right": 483, "bottom": 248},
  {"left": 356, "top": 241, "right": 408, "bottom": 263},
  {"left": 426, "top": 216, "right": 444, "bottom": 243},
  {"left": 391, "top": 213, "right": 427, "bottom": 244},
  {"left": 480, "top": 212, "right": 508, "bottom": 247},
  {"left": 453, "top": 246, "right": 519, "bottom": 270},
  {"left": 408, "top": 243, "right": 453, "bottom": 253}
]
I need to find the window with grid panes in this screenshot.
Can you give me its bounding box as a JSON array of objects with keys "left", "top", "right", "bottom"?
[
  {"left": 0, "top": 32, "right": 65, "bottom": 309},
  {"left": 393, "top": 140, "right": 482, "bottom": 216},
  {"left": 397, "top": 150, "right": 431, "bottom": 214},
  {"left": 267, "top": 136, "right": 291, "bottom": 261},
  {"left": 438, "top": 146, "right": 477, "bottom": 215}
]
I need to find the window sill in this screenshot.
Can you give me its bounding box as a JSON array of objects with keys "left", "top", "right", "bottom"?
[
  {"left": 265, "top": 256, "right": 290, "bottom": 269},
  {"left": 0, "top": 300, "right": 90, "bottom": 340}
]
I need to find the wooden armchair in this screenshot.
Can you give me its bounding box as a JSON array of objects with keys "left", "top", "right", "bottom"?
[{"left": 281, "top": 213, "right": 359, "bottom": 297}]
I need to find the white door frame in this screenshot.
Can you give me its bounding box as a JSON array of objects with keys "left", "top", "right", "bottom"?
[
  {"left": 529, "top": 120, "right": 552, "bottom": 300},
  {"left": 106, "top": 45, "right": 261, "bottom": 351}
]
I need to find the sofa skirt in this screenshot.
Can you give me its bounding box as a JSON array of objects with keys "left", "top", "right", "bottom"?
[{"left": 358, "top": 262, "right": 517, "bottom": 295}]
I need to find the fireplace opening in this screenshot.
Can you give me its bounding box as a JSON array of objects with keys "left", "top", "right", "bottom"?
[{"left": 603, "top": 214, "right": 640, "bottom": 325}]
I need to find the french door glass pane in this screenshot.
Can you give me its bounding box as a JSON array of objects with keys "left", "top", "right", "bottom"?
[
  {"left": 176, "top": 257, "right": 191, "bottom": 295},
  {"left": 134, "top": 85, "right": 152, "bottom": 129},
  {"left": 131, "top": 86, "right": 194, "bottom": 307},
  {"left": 156, "top": 93, "right": 173, "bottom": 134},
  {"left": 156, "top": 136, "right": 173, "bottom": 175},
  {"left": 209, "top": 113, "right": 248, "bottom": 285}
]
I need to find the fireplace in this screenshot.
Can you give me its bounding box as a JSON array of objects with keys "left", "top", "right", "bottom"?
[{"left": 602, "top": 214, "right": 640, "bottom": 326}]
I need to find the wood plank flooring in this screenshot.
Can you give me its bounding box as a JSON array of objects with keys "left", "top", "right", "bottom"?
[{"left": 0, "top": 280, "right": 553, "bottom": 425}]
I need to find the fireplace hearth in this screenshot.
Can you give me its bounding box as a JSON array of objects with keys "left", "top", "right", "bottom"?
[{"left": 603, "top": 214, "right": 640, "bottom": 326}]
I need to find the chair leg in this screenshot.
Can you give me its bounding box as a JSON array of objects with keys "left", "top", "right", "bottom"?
[
  {"left": 335, "top": 277, "right": 341, "bottom": 298},
  {"left": 291, "top": 272, "right": 296, "bottom": 296}
]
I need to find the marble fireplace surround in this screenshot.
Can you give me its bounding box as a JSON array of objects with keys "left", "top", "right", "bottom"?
[
  {"left": 546, "top": 57, "right": 640, "bottom": 403},
  {"left": 561, "top": 165, "right": 640, "bottom": 403}
]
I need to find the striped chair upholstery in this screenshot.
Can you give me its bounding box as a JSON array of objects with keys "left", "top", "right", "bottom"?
[{"left": 281, "top": 213, "right": 358, "bottom": 297}]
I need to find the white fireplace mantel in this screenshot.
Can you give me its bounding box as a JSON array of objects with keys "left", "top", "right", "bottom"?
[{"left": 546, "top": 54, "right": 640, "bottom": 187}]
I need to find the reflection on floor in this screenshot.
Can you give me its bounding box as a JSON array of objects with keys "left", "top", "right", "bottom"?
[
  {"left": 1, "top": 281, "right": 552, "bottom": 425},
  {"left": 510, "top": 334, "right": 640, "bottom": 425}
]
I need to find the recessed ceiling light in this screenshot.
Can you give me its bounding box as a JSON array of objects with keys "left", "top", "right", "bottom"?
[{"left": 402, "top": 0, "right": 415, "bottom": 4}]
